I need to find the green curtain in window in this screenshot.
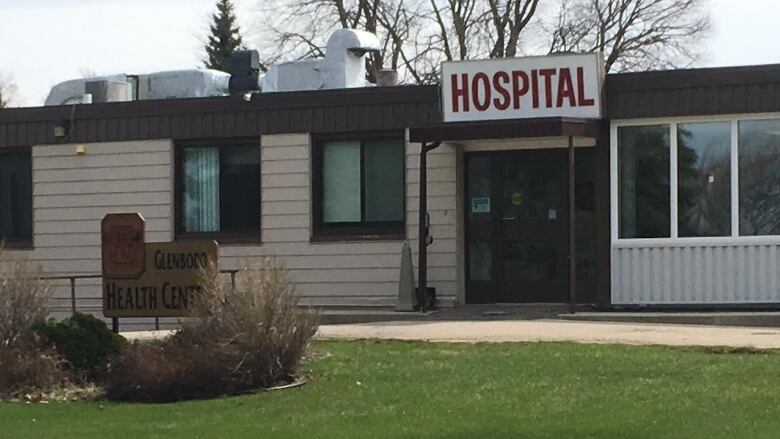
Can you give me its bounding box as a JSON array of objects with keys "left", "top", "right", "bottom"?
[
  {"left": 323, "top": 141, "right": 361, "bottom": 223},
  {"left": 183, "top": 147, "right": 220, "bottom": 232}
]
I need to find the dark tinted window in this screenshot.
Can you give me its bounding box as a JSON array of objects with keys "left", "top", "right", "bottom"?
[
  {"left": 739, "top": 120, "right": 780, "bottom": 236},
  {"left": 618, "top": 125, "right": 670, "bottom": 238},
  {"left": 678, "top": 122, "right": 731, "bottom": 237},
  {"left": 0, "top": 151, "right": 32, "bottom": 244},
  {"left": 181, "top": 144, "right": 260, "bottom": 237}
]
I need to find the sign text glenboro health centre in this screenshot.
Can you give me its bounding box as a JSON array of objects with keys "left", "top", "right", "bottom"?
[{"left": 442, "top": 53, "right": 604, "bottom": 122}]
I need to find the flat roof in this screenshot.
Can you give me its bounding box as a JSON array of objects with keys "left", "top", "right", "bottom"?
[{"left": 3, "top": 63, "right": 780, "bottom": 149}]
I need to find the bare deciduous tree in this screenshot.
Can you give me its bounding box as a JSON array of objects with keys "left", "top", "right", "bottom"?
[
  {"left": 0, "top": 73, "right": 18, "bottom": 109},
  {"left": 546, "top": 0, "right": 711, "bottom": 72},
  {"left": 253, "top": 0, "right": 541, "bottom": 84},
  {"left": 78, "top": 67, "right": 102, "bottom": 79},
  {"left": 252, "top": 0, "right": 709, "bottom": 82}
]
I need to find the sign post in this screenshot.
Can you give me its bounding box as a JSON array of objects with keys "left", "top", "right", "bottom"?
[{"left": 101, "top": 213, "right": 218, "bottom": 321}]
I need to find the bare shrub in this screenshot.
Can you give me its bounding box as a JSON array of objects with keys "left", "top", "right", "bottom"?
[
  {"left": 0, "top": 246, "right": 53, "bottom": 349},
  {"left": 106, "top": 258, "right": 319, "bottom": 402},
  {"left": 0, "top": 344, "right": 70, "bottom": 400},
  {"left": 104, "top": 341, "right": 223, "bottom": 402}
]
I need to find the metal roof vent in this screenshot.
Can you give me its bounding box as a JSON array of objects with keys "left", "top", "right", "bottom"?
[
  {"left": 229, "top": 50, "right": 261, "bottom": 94},
  {"left": 85, "top": 80, "right": 132, "bottom": 104},
  {"left": 261, "top": 29, "right": 381, "bottom": 93}
]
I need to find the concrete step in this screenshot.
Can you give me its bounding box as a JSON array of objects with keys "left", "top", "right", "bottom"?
[{"left": 558, "top": 312, "right": 780, "bottom": 327}]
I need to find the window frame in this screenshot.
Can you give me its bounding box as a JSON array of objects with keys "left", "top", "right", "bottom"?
[
  {"left": 611, "top": 113, "right": 780, "bottom": 247},
  {"left": 311, "top": 132, "right": 407, "bottom": 242},
  {"left": 174, "top": 138, "right": 262, "bottom": 244},
  {"left": 0, "top": 147, "right": 34, "bottom": 249}
]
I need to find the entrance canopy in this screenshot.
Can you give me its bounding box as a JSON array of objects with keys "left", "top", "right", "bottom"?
[
  {"left": 409, "top": 117, "right": 599, "bottom": 144},
  {"left": 411, "top": 116, "right": 601, "bottom": 313}
]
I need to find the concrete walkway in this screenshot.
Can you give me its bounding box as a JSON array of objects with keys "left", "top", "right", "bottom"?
[
  {"left": 315, "top": 319, "right": 780, "bottom": 349},
  {"left": 121, "top": 319, "right": 780, "bottom": 349}
]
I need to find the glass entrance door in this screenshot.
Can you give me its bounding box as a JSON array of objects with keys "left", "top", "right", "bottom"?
[
  {"left": 497, "top": 150, "right": 568, "bottom": 302},
  {"left": 465, "top": 149, "right": 595, "bottom": 303}
]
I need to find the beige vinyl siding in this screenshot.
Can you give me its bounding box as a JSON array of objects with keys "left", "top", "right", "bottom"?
[
  {"left": 20, "top": 133, "right": 461, "bottom": 326},
  {"left": 28, "top": 140, "right": 174, "bottom": 326},
  {"left": 406, "top": 141, "right": 461, "bottom": 305},
  {"left": 219, "top": 133, "right": 460, "bottom": 307}
]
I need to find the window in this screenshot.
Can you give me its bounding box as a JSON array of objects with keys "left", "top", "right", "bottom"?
[
  {"left": 739, "top": 120, "right": 780, "bottom": 236},
  {"left": 177, "top": 143, "right": 260, "bottom": 241},
  {"left": 314, "top": 136, "right": 405, "bottom": 238},
  {"left": 678, "top": 122, "right": 731, "bottom": 237},
  {"left": 616, "top": 116, "right": 780, "bottom": 240},
  {"left": 0, "top": 149, "right": 33, "bottom": 247},
  {"left": 618, "top": 125, "right": 670, "bottom": 239}
]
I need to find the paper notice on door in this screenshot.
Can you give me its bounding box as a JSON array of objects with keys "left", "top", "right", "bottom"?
[
  {"left": 548, "top": 209, "right": 557, "bottom": 220},
  {"left": 471, "top": 197, "right": 491, "bottom": 213}
]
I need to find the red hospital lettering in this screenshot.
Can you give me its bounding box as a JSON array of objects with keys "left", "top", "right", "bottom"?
[
  {"left": 472, "top": 73, "right": 491, "bottom": 111},
  {"left": 577, "top": 67, "right": 595, "bottom": 106},
  {"left": 512, "top": 70, "right": 529, "bottom": 109},
  {"left": 557, "top": 68, "right": 576, "bottom": 107},
  {"left": 531, "top": 70, "right": 540, "bottom": 108},
  {"left": 539, "top": 68, "right": 557, "bottom": 108},
  {"left": 451, "top": 73, "right": 469, "bottom": 112},
  {"left": 492, "top": 71, "right": 511, "bottom": 110}
]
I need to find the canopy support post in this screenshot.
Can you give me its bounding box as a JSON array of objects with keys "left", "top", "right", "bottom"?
[
  {"left": 568, "top": 135, "right": 577, "bottom": 314},
  {"left": 418, "top": 141, "right": 441, "bottom": 312}
]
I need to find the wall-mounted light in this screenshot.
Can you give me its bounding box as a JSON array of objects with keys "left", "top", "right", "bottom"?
[{"left": 75, "top": 144, "right": 87, "bottom": 155}]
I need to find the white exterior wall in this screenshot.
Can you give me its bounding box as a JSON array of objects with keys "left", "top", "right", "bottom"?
[
  {"left": 612, "top": 240, "right": 780, "bottom": 304},
  {"left": 28, "top": 140, "right": 174, "bottom": 325},
  {"left": 611, "top": 115, "right": 780, "bottom": 305}
]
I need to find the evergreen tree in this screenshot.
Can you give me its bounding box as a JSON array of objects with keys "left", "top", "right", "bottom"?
[{"left": 204, "top": 0, "right": 244, "bottom": 72}]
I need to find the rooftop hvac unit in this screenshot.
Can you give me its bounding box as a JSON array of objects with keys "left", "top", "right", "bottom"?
[{"left": 85, "top": 80, "right": 132, "bottom": 104}]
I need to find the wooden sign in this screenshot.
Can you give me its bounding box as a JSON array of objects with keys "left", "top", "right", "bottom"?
[
  {"left": 101, "top": 213, "right": 218, "bottom": 318},
  {"left": 101, "top": 213, "right": 145, "bottom": 279}
]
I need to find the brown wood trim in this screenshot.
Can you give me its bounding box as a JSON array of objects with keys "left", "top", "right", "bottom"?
[
  {"left": 0, "top": 86, "right": 440, "bottom": 124},
  {"left": 175, "top": 232, "right": 261, "bottom": 245},
  {"left": 607, "top": 63, "right": 780, "bottom": 91},
  {"left": 409, "top": 117, "right": 600, "bottom": 143},
  {"left": 310, "top": 233, "right": 405, "bottom": 243},
  {"left": 2, "top": 239, "right": 34, "bottom": 250},
  {"left": 593, "top": 120, "right": 611, "bottom": 306},
  {"left": 8, "top": 64, "right": 780, "bottom": 149}
]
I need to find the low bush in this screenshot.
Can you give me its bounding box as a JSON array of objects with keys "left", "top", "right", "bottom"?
[
  {"left": 104, "top": 341, "right": 225, "bottom": 402},
  {"left": 0, "top": 344, "right": 71, "bottom": 400},
  {"left": 105, "top": 258, "right": 319, "bottom": 402},
  {"left": 0, "top": 246, "right": 73, "bottom": 400},
  {"left": 35, "top": 312, "right": 125, "bottom": 379},
  {"left": 0, "top": 245, "right": 53, "bottom": 349}
]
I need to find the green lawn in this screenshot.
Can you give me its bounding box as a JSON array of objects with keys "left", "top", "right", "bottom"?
[{"left": 2, "top": 340, "right": 780, "bottom": 438}]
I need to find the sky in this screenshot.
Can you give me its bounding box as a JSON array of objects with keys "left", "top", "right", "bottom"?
[{"left": 1, "top": 0, "right": 779, "bottom": 107}]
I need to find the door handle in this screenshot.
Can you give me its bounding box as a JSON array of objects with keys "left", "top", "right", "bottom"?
[{"left": 502, "top": 216, "right": 516, "bottom": 221}]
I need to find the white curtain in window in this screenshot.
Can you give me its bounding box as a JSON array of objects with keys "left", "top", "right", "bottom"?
[{"left": 183, "top": 147, "right": 220, "bottom": 232}]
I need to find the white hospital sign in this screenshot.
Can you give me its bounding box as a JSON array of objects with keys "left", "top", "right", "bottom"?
[{"left": 442, "top": 53, "right": 604, "bottom": 123}]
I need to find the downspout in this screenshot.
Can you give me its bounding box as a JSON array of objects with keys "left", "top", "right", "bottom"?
[
  {"left": 418, "top": 141, "right": 442, "bottom": 312},
  {"left": 568, "top": 135, "right": 577, "bottom": 314}
]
